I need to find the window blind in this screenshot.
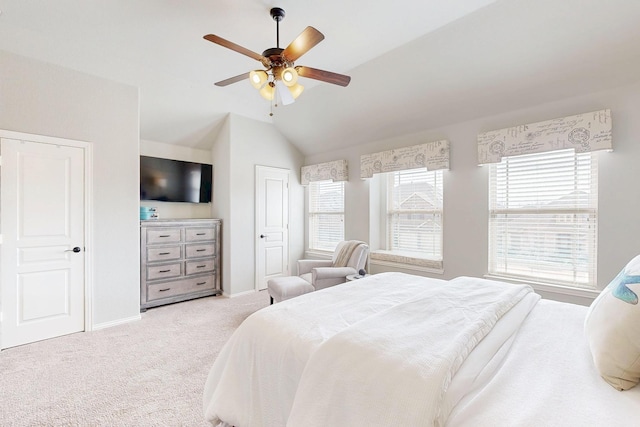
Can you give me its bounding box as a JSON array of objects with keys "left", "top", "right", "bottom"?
[
  {"left": 488, "top": 149, "right": 598, "bottom": 288},
  {"left": 386, "top": 168, "right": 443, "bottom": 261},
  {"left": 308, "top": 180, "right": 345, "bottom": 252}
]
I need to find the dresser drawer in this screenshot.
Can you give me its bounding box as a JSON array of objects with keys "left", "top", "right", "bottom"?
[
  {"left": 147, "top": 275, "right": 215, "bottom": 301},
  {"left": 185, "top": 227, "right": 215, "bottom": 242},
  {"left": 140, "top": 219, "right": 221, "bottom": 311},
  {"left": 147, "top": 262, "right": 181, "bottom": 280},
  {"left": 186, "top": 243, "right": 215, "bottom": 258},
  {"left": 147, "top": 245, "right": 181, "bottom": 262},
  {"left": 146, "top": 228, "right": 181, "bottom": 244},
  {"left": 186, "top": 258, "right": 215, "bottom": 275}
]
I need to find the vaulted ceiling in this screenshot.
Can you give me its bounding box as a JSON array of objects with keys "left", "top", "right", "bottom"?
[{"left": 1, "top": 0, "right": 639, "bottom": 156}]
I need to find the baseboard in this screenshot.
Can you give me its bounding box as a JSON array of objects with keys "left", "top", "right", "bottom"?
[
  {"left": 223, "top": 289, "right": 259, "bottom": 298},
  {"left": 92, "top": 314, "right": 141, "bottom": 331}
]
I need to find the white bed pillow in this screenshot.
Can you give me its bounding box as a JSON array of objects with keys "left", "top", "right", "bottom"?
[{"left": 585, "top": 254, "right": 640, "bottom": 390}]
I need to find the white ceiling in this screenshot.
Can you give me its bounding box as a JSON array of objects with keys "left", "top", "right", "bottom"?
[{"left": 1, "top": 0, "right": 640, "bottom": 156}]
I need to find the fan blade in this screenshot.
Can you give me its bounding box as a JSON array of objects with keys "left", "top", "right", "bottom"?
[
  {"left": 296, "top": 66, "right": 351, "bottom": 87},
  {"left": 204, "top": 34, "right": 264, "bottom": 62},
  {"left": 282, "top": 27, "right": 324, "bottom": 62},
  {"left": 215, "top": 72, "right": 250, "bottom": 87}
]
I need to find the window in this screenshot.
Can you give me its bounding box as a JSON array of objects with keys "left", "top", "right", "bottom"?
[
  {"left": 308, "top": 180, "right": 345, "bottom": 252},
  {"left": 488, "top": 149, "right": 598, "bottom": 288},
  {"left": 373, "top": 168, "right": 443, "bottom": 269}
]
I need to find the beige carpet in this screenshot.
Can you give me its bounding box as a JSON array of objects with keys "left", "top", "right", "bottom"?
[{"left": 0, "top": 290, "right": 270, "bottom": 426}]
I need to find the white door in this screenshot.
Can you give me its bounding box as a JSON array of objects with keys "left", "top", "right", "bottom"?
[
  {"left": 255, "top": 166, "right": 289, "bottom": 291},
  {"left": 1, "top": 136, "right": 86, "bottom": 349}
]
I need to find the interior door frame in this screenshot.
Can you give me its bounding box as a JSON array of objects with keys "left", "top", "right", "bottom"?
[
  {"left": 0, "top": 129, "right": 94, "bottom": 347},
  {"left": 254, "top": 165, "right": 290, "bottom": 292}
]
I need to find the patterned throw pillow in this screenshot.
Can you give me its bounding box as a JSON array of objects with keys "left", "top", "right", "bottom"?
[{"left": 585, "top": 255, "right": 640, "bottom": 390}]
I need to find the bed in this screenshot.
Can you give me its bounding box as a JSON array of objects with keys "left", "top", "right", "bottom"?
[{"left": 203, "top": 272, "right": 640, "bottom": 427}]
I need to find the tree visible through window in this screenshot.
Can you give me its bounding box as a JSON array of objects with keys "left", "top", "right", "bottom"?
[
  {"left": 308, "top": 180, "right": 344, "bottom": 252},
  {"left": 488, "top": 149, "right": 598, "bottom": 288}
]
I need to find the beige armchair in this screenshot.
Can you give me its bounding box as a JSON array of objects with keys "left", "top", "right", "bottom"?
[{"left": 298, "top": 240, "right": 369, "bottom": 290}]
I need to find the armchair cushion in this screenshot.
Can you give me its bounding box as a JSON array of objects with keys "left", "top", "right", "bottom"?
[
  {"left": 298, "top": 259, "right": 334, "bottom": 276},
  {"left": 299, "top": 272, "right": 312, "bottom": 285}
]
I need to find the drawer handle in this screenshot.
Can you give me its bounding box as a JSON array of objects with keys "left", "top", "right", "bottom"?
[
  {"left": 196, "top": 282, "right": 207, "bottom": 286},
  {"left": 159, "top": 235, "right": 171, "bottom": 238},
  {"left": 159, "top": 288, "right": 171, "bottom": 292},
  {"left": 159, "top": 269, "right": 171, "bottom": 273},
  {"left": 196, "top": 249, "right": 206, "bottom": 252},
  {"left": 196, "top": 233, "right": 206, "bottom": 236},
  {"left": 196, "top": 265, "right": 206, "bottom": 268},
  {"left": 159, "top": 252, "right": 171, "bottom": 255}
]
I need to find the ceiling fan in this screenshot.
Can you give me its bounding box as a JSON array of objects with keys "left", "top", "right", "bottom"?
[{"left": 203, "top": 7, "right": 351, "bottom": 106}]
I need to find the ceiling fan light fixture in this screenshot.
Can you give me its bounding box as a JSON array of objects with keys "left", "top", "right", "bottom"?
[
  {"left": 204, "top": 7, "right": 351, "bottom": 113},
  {"left": 275, "top": 80, "right": 296, "bottom": 106},
  {"left": 281, "top": 67, "right": 298, "bottom": 87},
  {"left": 249, "top": 70, "right": 268, "bottom": 89},
  {"left": 288, "top": 83, "right": 304, "bottom": 99},
  {"left": 259, "top": 81, "right": 276, "bottom": 100}
]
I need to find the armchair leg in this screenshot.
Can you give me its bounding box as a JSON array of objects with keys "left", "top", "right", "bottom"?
[{"left": 270, "top": 296, "right": 273, "bottom": 305}]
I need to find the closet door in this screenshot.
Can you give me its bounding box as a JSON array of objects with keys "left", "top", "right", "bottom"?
[{"left": 1, "top": 135, "right": 86, "bottom": 349}]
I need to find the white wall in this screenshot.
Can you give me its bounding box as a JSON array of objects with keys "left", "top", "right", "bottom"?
[
  {"left": 304, "top": 82, "right": 640, "bottom": 305},
  {"left": 211, "top": 117, "right": 232, "bottom": 295},
  {"left": 0, "top": 50, "right": 141, "bottom": 326},
  {"left": 139, "top": 139, "right": 214, "bottom": 219},
  {"left": 213, "top": 114, "right": 305, "bottom": 296}
]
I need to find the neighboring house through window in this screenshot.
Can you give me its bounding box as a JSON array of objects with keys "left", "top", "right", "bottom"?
[
  {"left": 371, "top": 167, "right": 444, "bottom": 271},
  {"left": 488, "top": 149, "right": 598, "bottom": 289},
  {"left": 308, "top": 180, "right": 345, "bottom": 252}
]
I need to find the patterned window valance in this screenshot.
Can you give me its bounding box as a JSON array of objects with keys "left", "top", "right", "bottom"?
[
  {"left": 477, "top": 109, "right": 612, "bottom": 165},
  {"left": 360, "top": 140, "right": 450, "bottom": 179},
  {"left": 301, "top": 159, "right": 348, "bottom": 185}
]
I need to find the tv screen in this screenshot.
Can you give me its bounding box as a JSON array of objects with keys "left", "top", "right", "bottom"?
[{"left": 140, "top": 156, "right": 212, "bottom": 203}]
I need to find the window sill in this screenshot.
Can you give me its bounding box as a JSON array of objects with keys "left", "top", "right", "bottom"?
[
  {"left": 483, "top": 274, "right": 600, "bottom": 300},
  {"left": 370, "top": 251, "right": 444, "bottom": 275}
]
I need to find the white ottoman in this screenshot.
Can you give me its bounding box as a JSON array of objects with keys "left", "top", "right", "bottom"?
[{"left": 267, "top": 276, "right": 315, "bottom": 304}]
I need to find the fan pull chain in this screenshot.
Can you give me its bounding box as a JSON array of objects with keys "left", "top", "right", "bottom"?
[
  {"left": 269, "top": 86, "right": 276, "bottom": 116},
  {"left": 271, "top": 86, "right": 278, "bottom": 115}
]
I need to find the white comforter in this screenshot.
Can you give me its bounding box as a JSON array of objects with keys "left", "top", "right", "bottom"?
[
  {"left": 203, "top": 273, "right": 536, "bottom": 427},
  {"left": 447, "top": 299, "right": 640, "bottom": 427}
]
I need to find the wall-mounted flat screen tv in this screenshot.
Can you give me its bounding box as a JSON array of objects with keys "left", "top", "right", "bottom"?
[{"left": 140, "top": 156, "right": 213, "bottom": 203}]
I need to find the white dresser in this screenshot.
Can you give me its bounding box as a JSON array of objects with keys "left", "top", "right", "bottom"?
[{"left": 140, "top": 219, "right": 222, "bottom": 311}]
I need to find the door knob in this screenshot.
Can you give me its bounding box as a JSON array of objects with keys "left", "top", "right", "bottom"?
[
  {"left": 260, "top": 234, "right": 266, "bottom": 238},
  {"left": 65, "top": 247, "right": 82, "bottom": 253}
]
